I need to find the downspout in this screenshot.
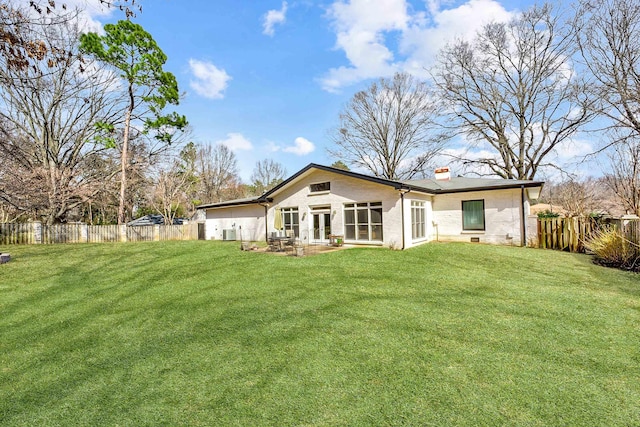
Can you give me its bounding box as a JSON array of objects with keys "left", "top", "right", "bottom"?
[
  {"left": 520, "top": 185, "right": 526, "bottom": 247},
  {"left": 260, "top": 202, "right": 269, "bottom": 243},
  {"left": 398, "top": 188, "right": 411, "bottom": 250}
]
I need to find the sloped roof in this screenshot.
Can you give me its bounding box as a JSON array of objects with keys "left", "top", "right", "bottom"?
[
  {"left": 196, "top": 196, "right": 266, "bottom": 210},
  {"left": 403, "top": 176, "right": 543, "bottom": 193},
  {"left": 196, "top": 163, "right": 544, "bottom": 209},
  {"left": 262, "top": 163, "right": 421, "bottom": 198}
]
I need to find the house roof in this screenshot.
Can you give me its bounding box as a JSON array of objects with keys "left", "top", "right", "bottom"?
[
  {"left": 262, "top": 163, "right": 426, "bottom": 198},
  {"left": 196, "top": 196, "right": 268, "bottom": 210},
  {"left": 403, "top": 176, "right": 544, "bottom": 194},
  {"left": 196, "top": 163, "right": 544, "bottom": 209},
  {"left": 127, "top": 214, "right": 185, "bottom": 226}
]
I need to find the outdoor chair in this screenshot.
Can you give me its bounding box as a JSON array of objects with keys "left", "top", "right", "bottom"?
[{"left": 283, "top": 230, "right": 296, "bottom": 253}]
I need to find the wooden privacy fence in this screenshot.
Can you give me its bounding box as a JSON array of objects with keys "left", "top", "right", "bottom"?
[
  {"left": 0, "top": 222, "right": 198, "bottom": 245},
  {"left": 0, "top": 223, "right": 36, "bottom": 245},
  {"left": 537, "top": 217, "right": 598, "bottom": 253},
  {"left": 624, "top": 220, "right": 640, "bottom": 246},
  {"left": 537, "top": 217, "right": 640, "bottom": 253}
]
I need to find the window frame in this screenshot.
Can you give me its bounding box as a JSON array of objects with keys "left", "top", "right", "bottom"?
[
  {"left": 281, "top": 207, "right": 300, "bottom": 237},
  {"left": 411, "top": 200, "right": 426, "bottom": 240},
  {"left": 343, "top": 201, "right": 383, "bottom": 242},
  {"left": 461, "top": 199, "right": 485, "bottom": 231},
  {"left": 309, "top": 182, "right": 331, "bottom": 193}
]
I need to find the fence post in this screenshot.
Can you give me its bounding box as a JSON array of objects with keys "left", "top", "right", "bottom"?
[
  {"left": 33, "top": 221, "right": 42, "bottom": 244},
  {"left": 80, "top": 224, "right": 89, "bottom": 243},
  {"left": 120, "top": 225, "right": 127, "bottom": 242},
  {"left": 154, "top": 224, "right": 160, "bottom": 241}
]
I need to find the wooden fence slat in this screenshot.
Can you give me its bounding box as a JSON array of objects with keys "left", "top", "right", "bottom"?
[{"left": 536, "top": 216, "right": 625, "bottom": 253}]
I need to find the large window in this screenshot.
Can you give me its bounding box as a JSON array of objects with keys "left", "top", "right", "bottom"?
[
  {"left": 344, "top": 202, "right": 383, "bottom": 242},
  {"left": 282, "top": 207, "right": 299, "bottom": 237},
  {"left": 462, "top": 200, "right": 485, "bottom": 231},
  {"left": 411, "top": 201, "right": 426, "bottom": 240}
]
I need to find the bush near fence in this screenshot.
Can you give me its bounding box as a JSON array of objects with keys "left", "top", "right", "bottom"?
[{"left": 0, "top": 223, "right": 199, "bottom": 245}]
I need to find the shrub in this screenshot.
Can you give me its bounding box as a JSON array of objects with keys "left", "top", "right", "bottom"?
[
  {"left": 585, "top": 228, "right": 640, "bottom": 271},
  {"left": 537, "top": 209, "right": 560, "bottom": 218}
]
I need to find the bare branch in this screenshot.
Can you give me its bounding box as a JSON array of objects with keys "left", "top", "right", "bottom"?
[
  {"left": 329, "top": 72, "right": 447, "bottom": 180},
  {"left": 433, "top": 3, "right": 595, "bottom": 180}
]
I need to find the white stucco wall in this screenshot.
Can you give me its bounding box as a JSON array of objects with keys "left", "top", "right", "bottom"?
[
  {"left": 403, "top": 193, "right": 434, "bottom": 249},
  {"left": 269, "top": 169, "right": 408, "bottom": 248},
  {"left": 205, "top": 204, "right": 266, "bottom": 241},
  {"left": 526, "top": 214, "right": 539, "bottom": 247},
  {"left": 431, "top": 188, "right": 529, "bottom": 246}
]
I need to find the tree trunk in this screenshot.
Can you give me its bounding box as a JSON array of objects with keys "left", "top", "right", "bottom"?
[{"left": 118, "top": 84, "right": 134, "bottom": 225}]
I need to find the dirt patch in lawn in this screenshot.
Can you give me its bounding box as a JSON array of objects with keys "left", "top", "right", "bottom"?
[{"left": 247, "top": 243, "right": 351, "bottom": 257}]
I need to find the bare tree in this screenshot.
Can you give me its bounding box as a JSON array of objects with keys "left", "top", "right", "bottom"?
[
  {"left": 96, "top": 0, "right": 142, "bottom": 19},
  {"left": 0, "top": 0, "right": 140, "bottom": 75},
  {"left": 0, "top": 1, "right": 77, "bottom": 73},
  {"left": 0, "top": 15, "right": 122, "bottom": 224},
  {"left": 196, "top": 143, "right": 244, "bottom": 203},
  {"left": 250, "top": 159, "right": 286, "bottom": 195},
  {"left": 603, "top": 139, "right": 640, "bottom": 215},
  {"left": 330, "top": 72, "right": 445, "bottom": 180},
  {"left": 433, "top": 4, "right": 594, "bottom": 180},
  {"left": 576, "top": 0, "right": 640, "bottom": 146},
  {"left": 149, "top": 164, "right": 191, "bottom": 224},
  {"left": 541, "top": 178, "right": 611, "bottom": 216}
]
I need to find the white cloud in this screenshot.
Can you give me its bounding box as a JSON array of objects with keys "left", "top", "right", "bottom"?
[
  {"left": 188, "top": 59, "right": 231, "bottom": 100},
  {"left": 553, "top": 138, "right": 594, "bottom": 161},
  {"left": 269, "top": 137, "right": 316, "bottom": 155},
  {"left": 320, "top": 0, "right": 515, "bottom": 91},
  {"left": 400, "top": 0, "right": 513, "bottom": 77},
  {"left": 266, "top": 141, "right": 282, "bottom": 152},
  {"left": 329, "top": 0, "right": 409, "bottom": 33},
  {"left": 283, "top": 137, "right": 316, "bottom": 155},
  {"left": 320, "top": 0, "right": 409, "bottom": 92},
  {"left": 216, "top": 133, "right": 253, "bottom": 151},
  {"left": 263, "top": 1, "right": 288, "bottom": 36}
]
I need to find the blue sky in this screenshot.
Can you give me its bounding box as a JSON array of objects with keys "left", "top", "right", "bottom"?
[{"left": 63, "top": 0, "right": 586, "bottom": 182}]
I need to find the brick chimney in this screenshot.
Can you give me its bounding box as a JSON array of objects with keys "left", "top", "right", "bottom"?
[{"left": 434, "top": 167, "right": 451, "bottom": 181}]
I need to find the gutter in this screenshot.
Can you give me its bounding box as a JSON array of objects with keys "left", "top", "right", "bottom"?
[{"left": 259, "top": 202, "right": 270, "bottom": 243}]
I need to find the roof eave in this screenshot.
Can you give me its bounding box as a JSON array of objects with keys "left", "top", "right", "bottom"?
[
  {"left": 197, "top": 197, "right": 272, "bottom": 210},
  {"left": 433, "top": 181, "right": 544, "bottom": 194}
]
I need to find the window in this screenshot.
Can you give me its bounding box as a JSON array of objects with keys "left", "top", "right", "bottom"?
[
  {"left": 411, "top": 201, "right": 426, "bottom": 240},
  {"left": 462, "top": 200, "right": 485, "bottom": 231},
  {"left": 281, "top": 207, "right": 299, "bottom": 237},
  {"left": 344, "top": 202, "right": 383, "bottom": 242},
  {"left": 309, "top": 182, "right": 330, "bottom": 193}
]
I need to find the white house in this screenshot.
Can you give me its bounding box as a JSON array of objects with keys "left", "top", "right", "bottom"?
[{"left": 197, "top": 163, "right": 543, "bottom": 249}]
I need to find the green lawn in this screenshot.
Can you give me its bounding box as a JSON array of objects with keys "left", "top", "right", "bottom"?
[{"left": 1, "top": 241, "right": 639, "bottom": 426}]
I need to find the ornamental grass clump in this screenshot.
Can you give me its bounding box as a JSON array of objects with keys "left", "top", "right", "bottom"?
[{"left": 585, "top": 228, "right": 640, "bottom": 271}]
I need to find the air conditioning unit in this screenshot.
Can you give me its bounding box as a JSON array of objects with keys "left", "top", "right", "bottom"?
[{"left": 222, "top": 229, "right": 236, "bottom": 241}]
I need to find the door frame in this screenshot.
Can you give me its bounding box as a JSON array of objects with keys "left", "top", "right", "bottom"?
[{"left": 310, "top": 207, "right": 332, "bottom": 243}]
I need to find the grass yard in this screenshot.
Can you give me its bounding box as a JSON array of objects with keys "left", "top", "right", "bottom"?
[{"left": 1, "top": 241, "right": 639, "bottom": 426}]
